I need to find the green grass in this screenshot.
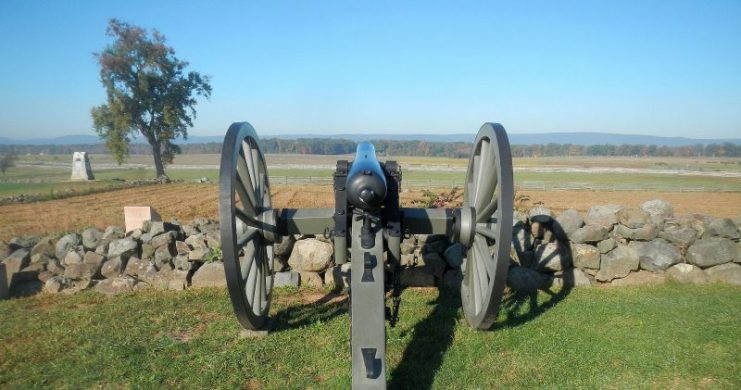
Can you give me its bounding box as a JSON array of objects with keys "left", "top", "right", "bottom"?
[{"left": 0, "top": 284, "right": 738, "bottom": 389}]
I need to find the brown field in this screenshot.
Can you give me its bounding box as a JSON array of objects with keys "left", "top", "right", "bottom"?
[{"left": 0, "top": 183, "right": 739, "bottom": 241}]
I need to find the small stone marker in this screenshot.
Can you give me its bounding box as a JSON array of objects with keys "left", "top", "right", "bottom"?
[
  {"left": 123, "top": 206, "right": 162, "bottom": 232},
  {"left": 70, "top": 152, "right": 94, "bottom": 180}
]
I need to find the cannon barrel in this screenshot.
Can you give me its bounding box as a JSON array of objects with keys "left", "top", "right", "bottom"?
[{"left": 346, "top": 141, "right": 387, "bottom": 211}]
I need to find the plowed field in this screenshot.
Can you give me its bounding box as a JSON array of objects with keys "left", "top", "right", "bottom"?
[{"left": 0, "top": 184, "right": 739, "bottom": 240}]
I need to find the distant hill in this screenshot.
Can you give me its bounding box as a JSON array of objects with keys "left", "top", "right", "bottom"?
[{"left": 0, "top": 132, "right": 739, "bottom": 146}]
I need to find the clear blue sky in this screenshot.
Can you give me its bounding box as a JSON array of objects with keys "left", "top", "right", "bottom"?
[{"left": 0, "top": 0, "right": 739, "bottom": 139}]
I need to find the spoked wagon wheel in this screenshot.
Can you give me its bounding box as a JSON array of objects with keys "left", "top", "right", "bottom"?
[
  {"left": 219, "top": 122, "right": 277, "bottom": 330},
  {"left": 459, "top": 123, "right": 514, "bottom": 329}
]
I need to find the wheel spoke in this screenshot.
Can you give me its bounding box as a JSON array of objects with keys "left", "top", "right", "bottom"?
[
  {"left": 237, "top": 227, "right": 258, "bottom": 248},
  {"left": 474, "top": 140, "right": 489, "bottom": 206},
  {"left": 474, "top": 235, "right": 495, "bottom": 279},
  {"left": 476, "top": 224, "right": 498, "bottom": 242},
  {"left": 252, "top": 148, "right": 264, "bottom": 207},
  {"left": 255, "top": 250, "right": 264, "bottom": 312},
  {"left": 240, "top": 241, "right": 256, "bottom": 278},
  {"left": 470, "top": 248, "right": 482, "bottom": 314},
  {"left": 236, "top": 154, "right": 258, "bottom": 207},
  {"left": 475, "top": 141, "right": 497, "bottom": 211},
  {"left": 242, "top": 140, "right": 258, "bottom": 190},
  {"left": 477, "top": 197, "right": 498, "bottom": 223},
  {"left": 469, "top": 155, "right": 480, "bottom": 206}
]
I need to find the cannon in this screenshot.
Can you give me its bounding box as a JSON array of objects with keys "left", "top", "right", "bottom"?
[{"left": 219, "top": 122, "right": 513, "bottom": 389}]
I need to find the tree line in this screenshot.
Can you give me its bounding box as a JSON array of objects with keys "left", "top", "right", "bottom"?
[{"left": 2, "top": 139, "right": 739, "bottom": 158}]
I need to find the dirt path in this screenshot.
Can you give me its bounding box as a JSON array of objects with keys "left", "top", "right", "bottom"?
[{"left": 1, "top": 184, "right": 739, "bottom": 241}]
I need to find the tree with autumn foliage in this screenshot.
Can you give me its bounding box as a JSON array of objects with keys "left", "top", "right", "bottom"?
[{"left": 91, "top": 19, "right": 211, "bottom": 178}]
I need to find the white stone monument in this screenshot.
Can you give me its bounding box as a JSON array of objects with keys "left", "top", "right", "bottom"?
[{"left": 70, "top": 152, "right": 94, "bottom": 181}]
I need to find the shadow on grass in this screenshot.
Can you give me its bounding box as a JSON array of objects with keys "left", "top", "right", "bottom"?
[
  {"left": 271, "top": 291, "right": 348, "bottom": 332},
  {"left": 388, "top": 287, "right": 461, "bottom": 390},
  {"left": 389, "top": 218, "right": 575, "bottom": 388}
]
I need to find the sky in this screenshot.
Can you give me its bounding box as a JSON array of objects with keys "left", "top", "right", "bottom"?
[{"left": 0, "top": 0, "right": 739, "bottom": 139}]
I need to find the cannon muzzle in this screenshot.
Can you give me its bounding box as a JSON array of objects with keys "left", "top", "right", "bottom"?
[{"left": 347, "top": 141, "right": 387, "bottom": 211}]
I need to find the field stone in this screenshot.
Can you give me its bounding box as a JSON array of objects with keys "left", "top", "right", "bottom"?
[
  {"left": 174, "top": 254, "right": 194, "bottom": 271},
  {"left": 400, "top": 254, "right": 416, "bottom": 267},
  {"left": 175, "top": 241, "right": 191, "bottom": 255},
  {"left": 420, "top": 252, "right": 447, "bottom": 277},
  {"left": 101, "top": 256, "right": 126, "bottom": 278},
  {"left": 9, "top": 236, "right": 39, "bottom": 250},
  {"left": 274, "top": 271, "right": 300, "bottom": 288},
  {"left": 2, "top": 249, "right": 30, "bottom": 288},
  {"left": 63, "top": 251, "right": 83, "bottom": 265},
  {"left": 107, "top": 238, "right": 138, "bottom": 261},
  {"left": 95, "top": 241, "right": 110, "bottom": 256},
  {"left": 324, "top": 263, "right": 351, "bottom": 290},
  {"left": 54, "top": 233, "right": 80, "bottom": 260},
  {"left": 597, "top": 238, "right": 616, "bottom": 254},
  {"left": 550, "top": 268, "right": 593, "bottom": 288},
  {"left": 154, "top": 245, "right": 175, "bottom": 269},
  {"left": 512, "top": 222, "right": 534, "bottom": 259},
  {"left": 617, "top": 208, "right": 651, "bottom": 229},
  {"left": 401, "top": 236, "right": 417, "bottom": 255},
  {"left": 687, "top": 237, "right": 735, "bottom": 268},
  {"left": 150, "top": 231, "right": 176, "bottom": 250},
  {"left": 528, "top": 205, "right": 553, "bottom": 223},
  {"left": 45, "top": 276, "right": 73, "bottom": 293},
  {"left": 191, "top": 262, "right": 227, "bottom": 288},
  {"left": 37, "top": 270, "right": 54, "bottom": 283},
  {"left": 703, "top": 263, "right": 741, "bottom": 285},
  {"left": 614, "top": 224, "right": 658, "bottom": 241},
  {"left": 188, "top": 248, "right": 209, "bottom": 261},
  {"left": 299, "top": 271, "right": 323, "bottom": 288},
  {"left": 704, "top": 218, "right": 739, "bottom": 239},
  {"left": 185, "top": 234, "right": 209, "bottom": 250},
  {"left": 640, "top": 199, "right": 674, "bottom": 226},
  {"left": 659, "top": 226, "right": 697, "bottom": 248},
  {"left": 443, "top": 243, "right": 464, "bottom": 268},
  {"left": 421, "top": 238, "right": 448, "bottom": 254},
  {"left": 666, "top": 263, "right": 707, "bottom": 284},
  {"left": 553, "top": 209, "right": 584, "bottom": 241},
  {"left": 400, "top": 267, "right": 435, "bottom": 287},
  {"left": 585, "top": 205, "right": 623, "bottom": 228},
  {"left": 0, "top": 241, "right": 9, "bottom": 262},
  {"left": 145, "top": 221, "right": 166, "bottom": 236},
  {"left": 570, "top": 225, "right": 609, "bottom": 244},
  {"left": 31, "top": 253, "right": 52, "bottom": 265},
  {"left": 95, "top": 275, "right": 137, "bottom": 295},
  {"left": 596, "top": 245, "right": 639, "bottom": 282},
  {"left": 63, "top": 263, "right": 100, "bottom": 280},
  {"left": 125, "top": 257, "right": 156, "bottom": 277},
  {"left": 571, "top": 243, "right": 601, "bottom": 269},
  {"left": 611, "top": 271, "right": 665, "bottom": 287},
  {"left": 535, "top": 242, "right": 572, "bottom": 272},
  {"left": 736, "top": 242, "right": 741, "bottom": 263},
  {"left": 46, "top": 259, "right": 65, "bottom": 275},
  {"left": 273, "top": 235, "right": 296, "bottom": 258},
  {"left": 31, "top": 237, "right": 56, "bottom": 258},
  {"left": 102, "top": 225, "right": 125, "bottom": 240},
  {"left": 287, "top": 238, "right": 333, "bottom": 272},
  {"left": 127, "top": 229, "right": 143, "bottom": 240},
  {"left": 530, "top": 221, "right": 545, "bottom": 240},
  {"left": 81, "top": 227, "right": 103, "bottom": 250},
  {"left": 507, "top": 266, "right": 550, "bottom": 291},
  {"left": 632, "top": 238, "right": 682, "bottom": 272}
]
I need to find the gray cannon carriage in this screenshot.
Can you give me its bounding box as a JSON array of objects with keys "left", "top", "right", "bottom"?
[{"left": 218, "top": 122, "right": 513, "bottom": 389}]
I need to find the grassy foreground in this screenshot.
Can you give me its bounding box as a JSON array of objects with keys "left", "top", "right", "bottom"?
[{"left": 1, "top": 284, "right": 739, "bottom": 389}]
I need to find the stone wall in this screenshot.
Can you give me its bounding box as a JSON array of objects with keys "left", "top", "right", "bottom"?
[{"left": 1, "top": 199, "right": 739, "bottom": 298}]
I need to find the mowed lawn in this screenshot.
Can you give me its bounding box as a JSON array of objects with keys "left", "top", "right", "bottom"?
[{"left": 0, "top": 284, "right": 738, "bottom": 389}]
